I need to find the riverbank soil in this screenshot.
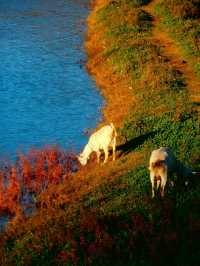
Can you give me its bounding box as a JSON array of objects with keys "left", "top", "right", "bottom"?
[{"left": 85, "top": 14, "right": 135, "bottom": 127}]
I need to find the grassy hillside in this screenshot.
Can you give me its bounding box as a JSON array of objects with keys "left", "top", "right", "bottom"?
[{"left": 0, "top": 0, "right": 199, "bottom": 265}]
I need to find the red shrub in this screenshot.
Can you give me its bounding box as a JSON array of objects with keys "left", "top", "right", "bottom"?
[{"left": 0, "top": 146, "right": 77, "bottom": 216}]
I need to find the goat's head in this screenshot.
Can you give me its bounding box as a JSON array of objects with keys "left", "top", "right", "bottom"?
[{"left": 77, "top": 153, "right": 88, "bottom": 166}]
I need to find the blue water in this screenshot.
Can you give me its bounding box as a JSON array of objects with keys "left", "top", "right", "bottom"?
[{"left": 0, "top": 0, "right": 103, "bottom": 158}]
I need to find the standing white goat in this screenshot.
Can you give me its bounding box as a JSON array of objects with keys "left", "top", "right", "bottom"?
[
  {"left": 148, "top": 147, "right": 194, "bottom": 198},
  {"left": 78, "top": 123, "right": 117, "bottom": 166}
]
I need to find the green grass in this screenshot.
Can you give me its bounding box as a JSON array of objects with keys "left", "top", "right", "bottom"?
[
  {"left": 97, "top": 2, "right": 153, "bottom": 41},
  {"left": 79, "top": 162, "right": 200, "bottom": 265},
  {"left": 122, "top": 112, "right": 199, "bottom": 165},
  {"left": 88, "top": 1, "right": 200, "bottom": 264},
  {"left": 155, "top": 0, "right": 200, "bottom": 77}
]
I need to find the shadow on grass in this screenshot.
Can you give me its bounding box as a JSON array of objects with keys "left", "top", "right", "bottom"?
[
  {"left": 117, "top": 131, "right": 157, "bottom": 155},
  {"left": 192, "top": 102, "right": 200, "bottom": 106}
]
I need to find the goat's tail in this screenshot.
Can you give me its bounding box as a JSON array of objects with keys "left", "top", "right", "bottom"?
[
  {"left": 192, "top": 171, "right": 200, "bottom": 176},
  {"left": 150, "top": 160, "right": 165, "bottom": 169}
]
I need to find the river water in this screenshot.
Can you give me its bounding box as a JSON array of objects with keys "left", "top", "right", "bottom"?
[{"left": 0, "top": 0, "right": 103, "bottom": 159}]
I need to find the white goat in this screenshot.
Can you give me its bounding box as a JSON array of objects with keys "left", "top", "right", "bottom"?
[
  {"left": 78, "top": 123, "right": 117, "bottom": 166},
  {"left": 148, "top": 147, "right": 194, "bottom": 198}
]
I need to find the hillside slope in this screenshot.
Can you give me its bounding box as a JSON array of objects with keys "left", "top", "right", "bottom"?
[
  {"left": 0, "top": 0, "right": 199, "bottom": 265},
  {"left": 143, "top": 0, "right": 200, "bottom": 113}
]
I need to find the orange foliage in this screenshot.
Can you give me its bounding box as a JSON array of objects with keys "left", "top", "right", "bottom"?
[{"left": 0, "top": 146, "right": 77, "bottom": 216}]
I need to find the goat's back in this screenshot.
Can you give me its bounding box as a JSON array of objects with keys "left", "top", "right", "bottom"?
[
  {"left": 149, "top": 147, "right": 176, "bottom": 171},
  {"left": 89, "top": 124, "right": 115, "bottom": 148}
]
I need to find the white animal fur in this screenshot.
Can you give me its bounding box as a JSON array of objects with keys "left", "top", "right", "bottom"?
[
  {"left": 78, "top": 123, "right": 117, "bottom": 166},
  {"left": 148, "top": 147, "right": 193, "bottom": 198}
]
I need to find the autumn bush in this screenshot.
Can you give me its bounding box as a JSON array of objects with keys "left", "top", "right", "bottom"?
[{"left": 0, "top": 146, "right": 77, "bottom": 216}]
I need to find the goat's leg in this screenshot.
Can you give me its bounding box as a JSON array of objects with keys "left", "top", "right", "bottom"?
[
  {"left": 112, "top": 138, "right": 116, "bottom": 161},
  {"left": 160, "top": 174, "right": 167, "bottom": 198},
  {"left": 150, "top": 172, "right": 155, "bottom": 198},
  {"left": 157, "top": 179, "right": 161, "bottom": 189},
  {"left": 96, "top": 150, "right": 101, "bottom": 164},
  {"left": 103, "top": 148, "right": 109, "bottom": 164}
]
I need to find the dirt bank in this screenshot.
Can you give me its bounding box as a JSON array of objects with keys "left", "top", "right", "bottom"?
[{"left": 85, "top": 0, "right": 135, "bottom": 128}]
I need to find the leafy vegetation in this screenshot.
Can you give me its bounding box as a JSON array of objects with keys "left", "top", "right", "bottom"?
[{"left": 0, "top": 0, "right": 199, "bottom": 265}]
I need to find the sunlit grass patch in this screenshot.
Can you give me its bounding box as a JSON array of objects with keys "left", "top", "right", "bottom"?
[
  {"left": 158, "top": 0, "right": 200, "bottom": 19},
  {"left": 122, "top": 111, "right": 199, "bottom": 166},
  {"left": 97, "top": 1, "right": 153, "bottom": 40},
  {"left": 83, "top": 165, "right": 150, "bottom": 213},
  {"left": 103, "top": 41, "right": 162, "bottom": 82}
]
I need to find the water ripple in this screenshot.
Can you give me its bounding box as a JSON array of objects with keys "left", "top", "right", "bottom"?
[{"left": 0, "top": 0, "right": 103, "bottom": 158}]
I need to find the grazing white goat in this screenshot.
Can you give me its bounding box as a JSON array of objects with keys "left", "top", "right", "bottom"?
[
  {"left": 148, "top": 147, "right": 194, "bottom": 198},
  {"left": 78, "top": 123, "right": 117, "bottom": 166}
]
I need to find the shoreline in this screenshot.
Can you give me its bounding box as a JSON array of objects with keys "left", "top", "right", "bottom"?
[{"left": 85, "top": 0, "right": 135, "bottom": 129}]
